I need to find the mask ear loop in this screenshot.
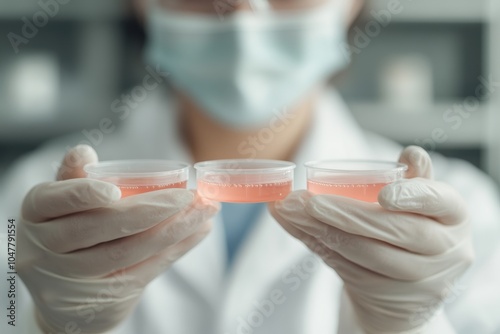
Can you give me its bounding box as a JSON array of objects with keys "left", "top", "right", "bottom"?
[{"left": 249, "top": 0, "right": 271, "bottom": 12}]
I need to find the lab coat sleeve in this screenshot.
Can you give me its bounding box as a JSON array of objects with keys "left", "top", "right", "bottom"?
[
  {"left": 0, "top": 143, "right": 68, "bottom": 218},
  {"left": 431, "top": 154, "right": 500, "bottom": 264},
  {"left": 3, "top": 307, "right": 45, "bottom": 334},
  {"left": 431, "top": 155, "right": 500, "bottom": 333},
  {"left": 0, "top": 143, "right": 68, "bottom": 334}
]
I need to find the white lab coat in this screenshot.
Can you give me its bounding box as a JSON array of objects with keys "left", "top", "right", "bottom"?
[{"left": 1, "top": 89, "right": 500, "bottom": 334}]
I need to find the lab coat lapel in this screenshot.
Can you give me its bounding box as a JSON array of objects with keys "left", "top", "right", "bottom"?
[
  {"left": 171, "top": 215, "right": 227, "bottom": 306},
  {"left": 219, "top": 209, "right": 310, "bottom": 330}
]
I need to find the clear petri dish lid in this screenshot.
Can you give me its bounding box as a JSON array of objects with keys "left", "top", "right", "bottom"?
[
  {"left": 305, "top": 160, "right": 408, "bottom": 185},
  {"left": 84, "top": 160, "right": 190, "bottom": 185},
  {"left": 194, "top": 159, "right": 296, "bottom": 174},
  {"left": 304, "top": 160, "right": 408, "bottom": 175},
  {"left": 195, "top": 159, "right": 296, "bottom": 185}
]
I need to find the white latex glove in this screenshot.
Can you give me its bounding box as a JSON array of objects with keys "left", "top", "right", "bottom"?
[
  {"left": 270, "top": 146, "right": 474, "bottom": 333},
  {"left": 17, "top": 145, "right": 219, "bottom": 334}
]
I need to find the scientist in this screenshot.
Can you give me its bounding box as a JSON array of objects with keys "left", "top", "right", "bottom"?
[{"left": 2, "top": 0, "right": 500, "bottom": 333}]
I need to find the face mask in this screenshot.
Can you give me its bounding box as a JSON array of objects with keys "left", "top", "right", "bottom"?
[{"left": 145, "top": 1, "right": 350, "bottom": 129}]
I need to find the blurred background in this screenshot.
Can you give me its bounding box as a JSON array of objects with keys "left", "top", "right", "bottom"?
[{"left": 0, "top": 0, "right": 499, "bottom": 184}]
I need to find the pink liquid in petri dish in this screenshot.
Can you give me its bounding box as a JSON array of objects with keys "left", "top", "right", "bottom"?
[
  {"left": 197, "top": 179, "right": 292, "bottom": 203},
  {"left": 307, "top": 180, "right": 388, "bottom": 202},
  {"left": 118, "top": 181, "right": 187, "bottom": 198}
]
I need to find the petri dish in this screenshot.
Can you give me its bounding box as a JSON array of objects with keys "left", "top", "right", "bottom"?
[
  {"left": 194, "top": 159, "right": 296, "bottom": 203},
  {"left": 305, "top": 160, "right": 408, "bottom": 202},
  {"left": 84, "top": 160, "right": 189, "bottom": 198}
]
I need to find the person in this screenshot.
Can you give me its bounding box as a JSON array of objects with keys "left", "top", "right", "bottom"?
[{"left": 1, "top": 0, "right": 500, "bottom": 333}]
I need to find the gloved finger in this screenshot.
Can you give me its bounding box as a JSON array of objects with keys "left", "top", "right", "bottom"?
[
  {"left": 270, "top": 198, "right": 460, "bottom": 281},
  {"left": 308, "top": 243, "right": 424, "bottom": 301},
  {"left": 272, "top": 194, "right": 466, "bottom": 279},
  {"left": 311, "top": 224, "right": 468, "bottom": 281},
  {"left": 22, "top": 179, "right": 121, "bottom": 222},
  {"left": 49, "top": 199, "right": 218, "bottom": 278},
  {"left": 269, "top": 190, "right": 315, "bottom": 235},
  {"left": 57, "top": 145, "right": 98, "bottom": 181},
  {"left": 23, "top": 267, "right": 144, "bottom": 334},
  {"left": 295, "top": 193, "right": 460, "bottom": 255},
  {"left": 268, "top": 190, "right": 340, "bottom": 253},
  {"left": 269, "top": 198, "right": 317, "bottom": 245},
  {"left": 322, "top": 239, "right": 474, "bottom": 298},
  {"left": 270, "top": 203, "right": 338, "bottom": 264},
  {"left": 270, "top": 213, "right": 356, "bottom": 276},
  {"left": 378, "top": 178, "right": 469, "bottom": 225},
  {"left": 316, "top": 245, "right": 388, "bottom": 291},
  {"left": 270, "top": 193, "right": 362, "bottom": 261},
  {"left": 117, "top": 220, "right": 213, "bottom": 284},
  {"left": 399, "top": 145, "right": 433, "bottom": 179},
  {"left": 29, "top": 190, "right": 217, "bottom": 254}
]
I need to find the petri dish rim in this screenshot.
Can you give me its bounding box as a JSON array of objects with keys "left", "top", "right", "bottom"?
[
  {"left": 304, "top": 160, "right": 408, "bottom": 175},
  {"left": 84, "top": 160, "right": 190, "bottom": 178},
  {"left": 194, "top": 159, "right": 296, "bottom": 175}
]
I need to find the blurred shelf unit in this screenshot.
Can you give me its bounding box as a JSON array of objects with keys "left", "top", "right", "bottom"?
[
  {"left": 485, "top": 0, "right": 500, "bottom": 183},
  {"left": 0, "top": 1, "right": 129, "bottom": 142},
  {"left": 342, "top": 0, "right": 500, "bottom": 182},
  {"left": 0, "top": 0, "right": 128, "bottom": 20},
  {"left": 348, "top": 102, "right": 490, "bottom": 147},
  {"left": 366, "top": 0, "right": 489, "bottom": 23}
]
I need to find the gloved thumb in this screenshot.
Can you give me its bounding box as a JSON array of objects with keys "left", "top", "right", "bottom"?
[
  {"left": 56, "top": 145, "right": 98, "bottom": 181},
  {"left": 399, "top": 145, "right": 433, "bottom": 179}
]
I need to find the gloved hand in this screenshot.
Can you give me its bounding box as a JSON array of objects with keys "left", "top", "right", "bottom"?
[
  {"left": 17, "top": 145, "right": 219, "bottom": 334},
  {"left": 270, "top": 146, "right": 474, "bottom": 333}
]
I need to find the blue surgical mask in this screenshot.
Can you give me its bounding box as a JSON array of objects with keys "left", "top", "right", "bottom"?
[{"left": 145, "top": 1, "right": 350, "bottom": 129}]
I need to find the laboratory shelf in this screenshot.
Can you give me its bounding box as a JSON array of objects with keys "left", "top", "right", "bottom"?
[
  {"left": 485, "top": 0, "right": 500, "bottom": 183},
  {"left": 0, "top": 0, "right": 128, "bottom": 20},
  {"left": 366, "top": 0, "right": 489, "bottom": 23},
  {"left": 2, "top": 0, "right": 486, "bottom": 22},
  {"left": 365, "top": 0, "right": 488, "bottom": 23},
  {"left": 348, "top": 102, "right": 489, "bottom": 147},
  {"left": 0, "top": 101, "right": 105, "bottom": 143}
]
